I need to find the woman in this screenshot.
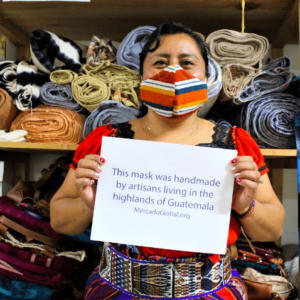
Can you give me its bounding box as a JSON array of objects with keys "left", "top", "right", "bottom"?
[{"left": 50, "top": 22, "right": 285, "bottom": 299}]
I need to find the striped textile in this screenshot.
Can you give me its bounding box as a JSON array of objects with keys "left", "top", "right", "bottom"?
[
  {"left": 84, "top": 267, "right": 247, "bottom": 300},
  {"left": 140, "top": 65, "right": 207, "bottom": 118}
]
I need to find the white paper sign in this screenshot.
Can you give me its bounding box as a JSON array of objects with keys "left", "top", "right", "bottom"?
[{"left": 91, "top": 137, "right": 237, "bottom": 254}]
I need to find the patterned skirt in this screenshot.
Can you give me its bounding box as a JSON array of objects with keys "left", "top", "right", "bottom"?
[
  {"left": 84, "top": 244, "right": 247, "bottom": 300},
  {"left": 84, "top": 268, "right": 247, "bottom": 300}
]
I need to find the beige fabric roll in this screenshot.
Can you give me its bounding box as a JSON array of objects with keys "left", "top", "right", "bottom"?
[
  {"left": 206, "top": 29, "right": 269, "bottom": 68},
  {"left": 72, "top": 75, "right": 111, "bottom": 112},
  {"left": 83, "top": 61, "right": 140, "bottom": 108},
  {"left": 219, "top": 64, "right": 259, "bottom": 104},
  {"left": 0, "top": 88, "right": 19, "bottom": 130},
  {"left": 10, "top": 105, "right": 86, "bottom": 144}
]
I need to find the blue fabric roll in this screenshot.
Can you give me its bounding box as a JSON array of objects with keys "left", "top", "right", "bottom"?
[
  {"left": 238, "top": 57, "right": 293, "bottom": 104},
  {"left": 231, "top": 92, "right": 300, "bottom": 148},
  {"left": 200, "top": 57, "right": 222, "bottom": 117},
  {"left": 40, "top": 81, "right": 86, "bottom": 113},
  {"left": 116, "top": 26, "right": 156, "bottom": 73},
  {"left": 83, "top": 100, "right": 139, "bottom": 138}
]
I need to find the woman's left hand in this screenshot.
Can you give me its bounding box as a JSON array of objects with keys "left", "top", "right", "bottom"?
[{"left": 231, "top": 156, "right": 261, "bottom": 215}]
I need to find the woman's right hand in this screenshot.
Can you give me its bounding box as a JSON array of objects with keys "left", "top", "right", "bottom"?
[{"left": 75, "top": 154, "right": 105, "bottom": 210}]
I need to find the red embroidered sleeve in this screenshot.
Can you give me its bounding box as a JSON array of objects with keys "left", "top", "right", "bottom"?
[{"left": 70, "top": 124, "right": 118, "bottom": 170}]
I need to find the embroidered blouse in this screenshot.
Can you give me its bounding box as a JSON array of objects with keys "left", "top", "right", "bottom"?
[{"left": 70, "top": 122, "right": 269, "bottom": 258}]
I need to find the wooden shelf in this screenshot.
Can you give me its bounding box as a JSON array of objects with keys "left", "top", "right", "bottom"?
[
  {"left": 0, "top": 142, "right": 297, "bottom": 158},
  {"left": 0, "top": 142, "right": 77, "bottom": 154},
  {"left": 261, "top": 149, "right": 297, "bottom": 158}
]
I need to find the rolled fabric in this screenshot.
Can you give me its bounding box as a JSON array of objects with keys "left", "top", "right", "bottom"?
[
  {"left": 261, "top": 56, "right": 291, "bottom": 73},
  {"left": 72, "top": 75, "right": 111, "bottom": 112},
  {"left": 86, "top": 36, "right": 117, "bottom": 66},
  {"left": 116, "top": 26, "right": 156, "bottom": 72},
  {"left": 219, "top": 63, "right": 258, "bottom": 103},
  {"left": 238, "top": 70, "right": 293, "bottom": 104},
  {"left": 0, "top": 61, "right": 18, "bottom": 97},
  {"left": 40, "top": 82, "right": 86, "bottom": 113},
  {"left": 15, "top": 61, "right": 49, "bottom": 111},
  {"left": 30, "top": 29, "right": 84, "bottom": 74},
  {"left": 10, "top": 105, "right": 86, "bottom": 144},
  {"left": 83, "top": 61, "right": 140, "bottom": 108},
  {"left": 50, "top": 70, "right": 78, "bottom": 85},
  {"left": 199, "top": 57, "right": 222, "bottom": 117},
  {"left": 206, "top": 29, "right": 269, "bottom": 67},
  {"left": 0, "top": 130, "right": 28, "bottom": 142},
  {"left": 83, "top": 100, "right": 139, "bottom": 138},
  {"left": 231, "top": 93, "right": 300, "bottom": 148},
  {"left": 0, "top": 88, "right": 19, "bottom": 129}
]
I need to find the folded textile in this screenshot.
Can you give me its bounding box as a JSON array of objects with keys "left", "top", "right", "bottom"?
[
  {"left": 72, "top": 75, "right": 110, "bottom": 112},
  {"left": 219, "top": 64, "right": 258, "bottom": 104},
  {"left": 10, "top": 105, "right": 86, "bottom": 144},
  {"left": 0, "top": 88, "right": 19, "bottom": 130},
  {"left": 86, "top": 36, "right": 117, "bottom": 66},
  {"left": 206, "top": 29, "right": 269, "bottom": 68},
  {"left": 30, "top": 29, "right": 84, "bottom": 75},
  {"left": 50, "top": 70, "right": 78, "bottom": 85},
  {"left": 0, "top": 61, "right": 18, "bottom": 97},
  {"left": 116, "top": 26, "right": 156, "bottom": 72},
  {"left": 199, "top": 57, "right": 222, "bottom": 117},
  {"left": 15, "top": 61, "right": 49, "bottom": 111},
  {"left": 0, "top": 130, "right": 28, "bottom": 142},
  {"left": 261, "top": 56, "right": 292, "bottom": 73},
  {"left": 83, "top": 61, "right": 140, "bottom": 108},
  {"left": 231, "top": 92, "right": 300, "bottom": 148},
  {"left": 238, "top": 68, "right": 293, "bottom": 104},
  {"left": 40, "top": 82, "right": 86, "bottom": 113},
  {"left": 83, "top": 100, "right": 139, "bottom": 138}
]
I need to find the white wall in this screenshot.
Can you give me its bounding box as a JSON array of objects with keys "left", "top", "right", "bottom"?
[{"left": 282, "top": 169, "right": 299, "bottom": 245}]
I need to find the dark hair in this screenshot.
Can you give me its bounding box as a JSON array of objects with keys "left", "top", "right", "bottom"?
[
  {"left": 139, "top": 21, "right": 210, "bottom": 77},
  {"left": 138, "top": 21, "right": 210, "bottom": 116}
]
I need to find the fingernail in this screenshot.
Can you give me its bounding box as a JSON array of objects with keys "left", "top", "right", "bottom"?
[
  {"left": 234, "top": 173, "right": 240, "bottom": 178},
  {"left": 231, "top": 158, "right": 237, "bottom": 164},
  {"left": 97, "top": 166, "right": 101, "bottom": 172},
  {"left": 95, "top": 173, "right": 100, "bottom": 178},
  {"left": 100, "top": 158, "right": 105, "bottom": 163},
  {"left": 90, "top": 179, "right": 95, "bottom": 184},
  {"left": 231, "top": 167, "right": 236, "bottom": 173},
  {"left": 236, "top": 178, "right": 242, "bottom": 183}
]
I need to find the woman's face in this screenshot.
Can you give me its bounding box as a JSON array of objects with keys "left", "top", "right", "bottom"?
[{"left": 142, "top": 33, "right": 206, "bottom": 81}]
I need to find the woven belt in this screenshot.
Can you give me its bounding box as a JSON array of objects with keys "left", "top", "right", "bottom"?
[{"left": 99, "top": 244, "right": 232, "bottom": 298}]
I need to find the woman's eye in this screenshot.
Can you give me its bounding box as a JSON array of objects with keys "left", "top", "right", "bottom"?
[
  {"left": 181, "top": 61, "right": 193, "bottom": 66},
  {"left": 153, "top": 60, "right": 167, "bottom": 66}
]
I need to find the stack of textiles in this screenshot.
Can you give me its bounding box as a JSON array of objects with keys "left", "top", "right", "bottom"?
[
  {"left": 207, "top": 29, "right": 269, "bottom": 106},
  {"left": 206, "top": 28, "right": 299, "bottom": 148},
  {"left": 231, "top": 241, "right": 297, "bottom": 299},
  {"left": 231, "top": 240, "right": 285, "bottom": 276},
  {"left": 227, "top": 57, "right": 299, "bottom": 148}
]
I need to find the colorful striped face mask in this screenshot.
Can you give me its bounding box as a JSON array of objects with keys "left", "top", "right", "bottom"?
[{"left": 140, "top": 64, "right": 208, "bottom": 118}]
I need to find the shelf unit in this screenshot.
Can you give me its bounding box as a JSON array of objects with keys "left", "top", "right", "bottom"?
[{"left": 0, "top": 0, "right": 299, "bottom": 240}]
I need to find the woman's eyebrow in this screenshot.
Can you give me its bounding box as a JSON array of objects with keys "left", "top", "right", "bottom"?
[{"left": 150, "top": 53, "right": 198, "bottom": 58}]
